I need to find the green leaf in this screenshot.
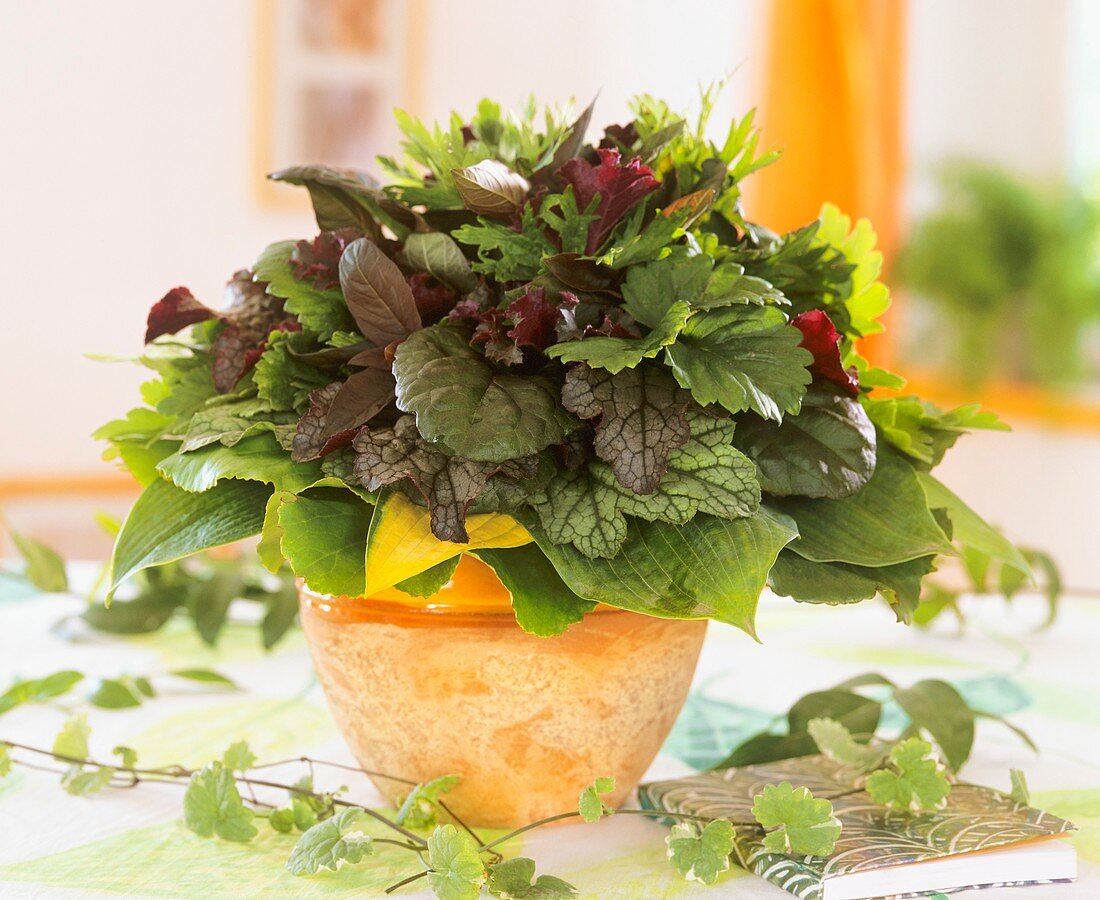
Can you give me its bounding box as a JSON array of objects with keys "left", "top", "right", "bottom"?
[
  {"left": 1009, "top": 768, "right": 1030, "bottom": 805},
  {"left": 540, "top": 187, "right": 599, "bottom": 254},
  {"left": 222, "top": 741, "right": 257, "bottom": 772},
  {"left": 253, "top": 329, "right": 332, "bottom": 412},
  {"left": 170, "top": 668, "right": 240, "bottom": 689},
  {"left": 892, "top": 679, "right": 975, "bottom": 772},
  {"left": 0, "top": 744, "right": 10, "bottom": 778},
  {"left": 664, "top": 304, "right": 812, "bottom": 421},
  {"left": 180, "top": 399, "right": 298, "bottom": 453},
  {"left": 528, "top": 470, "right": 626, "bottom": 559},
  {"left": 621, "top": 254, "right": 713, "bottom": 327},
  {"left": 454, "top": 206, "right": 555, "bottom": 283},
  {"left": 257, "top": 491, "right": 288, "bottom": 573},
  {"left": 488, "top": 857, "right": 578, "bottom": 899},
  {"left": 53, "top": 715, "right": 91, "bottom": 760},
  {"left": 775, "top": 449, "right": 954, "bottom": 566},
  {"left": 109, "top": 478, "right": 270, "bottom": 593},
  {"left": 598, "top": 210, "right": 686, "bottom": 269},
  {"left": 807, "top": 717, "right": 885, "bottom": 770},
  {"left": 666, "top": 819, "right": 735, "bottom": 885},
  {"left": 0, "top": 671, "right": 84, "bottom": 716},
  {"left": 87, "top": 678, "right": 142, "bottom": 709},
  {"left": 532, "top": 508, "right": 798, "bottom": 637},
  {"left": 814, "top": 204, "right": 891, "bottom": 337},
  {"left": 286, "top": 807, "right": 372, "bottom": 875},
  {"left": 866, "top": 737, "right": 951, "bottom": 811},
  {"left": 427, "top": 823, "right": 486, "bottom": 900},
  {"left": 183, "top": 761, "right": 258, "bottom": 842},
  {"left": 269, "top": 808, "right": 296, "bottom": 833},
  {"left": 864, "top": 396, "right": 1006, "bottom": 468},
  {"left": 61, "top": 764, "right": 115, "bottom": 796},
  {"left": 82, "top": 590, "right": 182, "bottom": 634},
  {"left": 394, "top": 556, "right": 460, "bottom": 597},
  {"left": 395, "top": 774, "right": 460, "bottom": 829},
  {"left": 9, "top": 529, "right": 68, "bottom": 592},
  {"left": 262, "top": 578, "right": 300, "bottom": 649},
  {"left": 158, "top": 434, "right": 323, "bottom": 495},
  {"left": 752, "top": 782, "right": 841, "bottom": 857},
  {"left": 578, "top": 776, "right": 616, "bottom": 823},
  {"left": 546, "top": 301, "right": 691, "bottom": 374},
  {"left": 113, "top": 746, "right": 138, "bottom": 769},
  {"left": 187, "top": 570, "right": 241, "bottom": 646},
  {"left": 403, "top": 232, "right": 478, "bottom": 293},
  {"left": 253, "top": 240, "right": 354, "bottom": 340},
  {"left": 475, "top": 545, "right": 596, "bottom": 637},
  {"left": 394, "top": 324, "right": 578, "bottom": 462},
  {"left": 734, "top": 391, "right": 876, "bottom": 499},
  {"left": 269, "top": 164, "right": 386, "bottom": 232},
  {"left": 278, "top": 490, "right": 371, "bottom": 597}
]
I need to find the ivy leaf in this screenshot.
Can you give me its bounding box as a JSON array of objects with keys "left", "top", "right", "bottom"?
[
  {"left": 666, "top": 819, "right": 735, "bottom": 885},
  {"left": 62, "top": 765, "right": 115, "bottom": 796},
  {"left": 475, "top": 545, "right": 596, "bottom": 637},
  {"left": 113, "top": 746, "right": 139, "bottom": 769},
  {"left": 561, "top": 365, "right": 691, "bottom": 494},
  {"left": 547, "top": 301, "right": 691, "bottom": 374},
  {"left": 866, "top": 738, "right": 952, "bottom": 812},
  {"left": 394, "top": 325, "right": 578, "bottom": 463},
  {"left": 528, "top": 469, "right": 626, "bottom": 559},
  {"left": 0, "top": 671, "right": 84, "bottom": 716},
  {"left": 183, "top": 761, "right": 258, "bottom": 842},
  {"left": 222, "top": 741, "right": 257, "bottom": 772},
  {"left": 733, "top": 390, "right": 876, "bottom": 499},
  {"left": 751, "top": 782, "right": 841, "bottom": 857},
  {"left": 286, "top": 807, "right": 372, "bottom": 875},
  {"left": 253, "top": 240, "right": 354, "bottom": 340},
  {"left": 1009, "top": 768, "right": 1030, "bottom": 805},
  {"left": 339, "top": 238, "right": 421, "bottom": 346},
  {"left": 427, "top": 824, "right": 487, "bottom": 900},
  {"left": 620, "top": 254, "right": 713, "bottom": 328},
  {"left": 578, "top": 776, "right": 616, "bottom": 823},
  {"left": 487, "top": 857, "right": 578, "bottom": 899},
  {"left": 807, "top": 717, "right": 885, "bottom": 770},
  {"left": 53, "top": 715, "right": 91, "bottom": 760},
  {"left": 665, "top": 305, "right": 812, "bottom": 421},
  {"left": 452, "top": 160, "right": 530, "bottom": 217},
  {"left": 403, "top": 232, "right": 478, "bottom": 293},
  {"left": 395, "top": 774, "right": 460, "bottom": 829}
]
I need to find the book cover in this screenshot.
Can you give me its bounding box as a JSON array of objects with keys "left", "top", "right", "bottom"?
[{"left": 639, "top": 756, "right": 1076, "bottom": 900}]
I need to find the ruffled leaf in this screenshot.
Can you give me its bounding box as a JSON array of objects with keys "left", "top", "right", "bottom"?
[
  {"left": 145, "top": 287, "right": 218, "bottom": 343},
  {"left": 558, "top": 148, "right": 659, "bottom": 253},
  {"left": 751, "top": 782, "right": 841, "bottom": 857},
  {"left": 547, "top": 301, "right": 691, "bottom": 374},
  {"left": 791, "top": 309, "right": 859, "bottom": 396}
]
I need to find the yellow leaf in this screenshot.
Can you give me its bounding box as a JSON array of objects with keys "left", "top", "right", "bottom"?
[{"left": 364, "top": 492, "right": 531, "bottom": 594}]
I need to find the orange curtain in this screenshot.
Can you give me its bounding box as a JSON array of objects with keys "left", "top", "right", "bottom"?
[{"left": 749, "top": 0, "right": 906, "bottom": 260}]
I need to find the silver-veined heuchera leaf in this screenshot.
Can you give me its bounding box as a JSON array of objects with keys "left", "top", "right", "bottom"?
[
  {"left": 528, "top": 468, "right": 627, "bottom": 559},
  {"left": 865, "top": 737, "right": 952, "bottom": 812},
  {"left": 751, "top": 782, "right": 841, "bottom": 857},
  {"left": 666, "top": 819, "right": 735, "bottom": 885}
]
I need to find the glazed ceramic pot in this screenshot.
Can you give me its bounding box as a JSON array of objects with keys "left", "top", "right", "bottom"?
[{"left": 298, "top": 555, "right": 707, "bottom": 828}]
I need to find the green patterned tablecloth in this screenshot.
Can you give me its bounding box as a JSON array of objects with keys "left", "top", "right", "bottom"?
[{"left": 1, "top": 577, "right": 1098, "bottom": 899}]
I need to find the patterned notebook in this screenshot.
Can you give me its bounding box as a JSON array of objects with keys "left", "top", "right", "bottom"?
[{"left": 639, "top": 756, "right": 1077, "bottom": 900}]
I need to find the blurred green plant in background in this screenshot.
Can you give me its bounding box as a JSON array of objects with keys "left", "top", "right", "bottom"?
[{"left": 898, "top": 163, "right": 1100, "bottom": 388}]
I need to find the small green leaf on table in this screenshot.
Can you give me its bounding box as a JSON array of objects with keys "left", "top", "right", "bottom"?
[
  {"left": 487, "top": 856, "right": 578, "bottom": 898},
  {"left": 666, "top": 819, "right": 735, "bottom": 885},
  {"left": 183, "top": 761, "right": 258, "bottom": 842},
  {"left": 751, "top": 782, "right": 841, "bottom": 857},
  {"left": 578, "top": 776, "right": 616, "bottom": 823},
  {"left": 286, "top": 807, "right": 372, "bottom": 875},
  {"left": 865, "top": 738, "right": 951, "bottom": 812},
  {"left": 427, "top": 823, "right": 486, "bottom": 900},
  {"left": 395, "top": 773, "right": 460, "bottom": 829}
]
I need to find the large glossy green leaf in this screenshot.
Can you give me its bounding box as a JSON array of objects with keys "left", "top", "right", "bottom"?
[
  {"left": 110, "top": 479, "right": 270, "bottom": 592},
  {"left": 394, "top": 324, "right": 579, "bottom": 462},
  {"left": 664, "top": 304, "right": 812, "bottom": 421},
  {"left": 475, "top": 545, "right": 596, "bottom": 636},
  {"left": 734, "top": 390, "right": 876, "bottom": 499},
  {"left": 529, "top": 507, "right": 798, "bottom": 636},
  {"left": 252, "top": 240, "right": 353, "bottom": 340},
  {"left": 278, "top": 489, "right": 372, "bottom": 598},
  {"left": 774, "top": 449, "right": 954, "bottom": 566},
  {"left": 157, "top": 434, "right": 323, "bottom": 494}
]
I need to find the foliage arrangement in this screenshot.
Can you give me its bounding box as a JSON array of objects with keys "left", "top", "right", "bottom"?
[
  {"left": 0, "top": 675, "right": 1035, "bottom": 896},
  {"left": 97, "top": 90, "right": 1029, "bottom": 636},
  {"left": 898, "top": 162, "right": 1100, "bottom": 388}
]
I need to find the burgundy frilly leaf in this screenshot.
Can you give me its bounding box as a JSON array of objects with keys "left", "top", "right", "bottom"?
[
  {"left": 407, "top": 272, "right": 459, "bottom": 325},
  {"left": 145, "top": 287, "right": 219, "bottom": 344},
  {"left": 557, "top": 147, "right": 659, "bottom": 254},
  {"left": 290, "top": 228, "right": 362, "bottom": 289},
  {"left": 506, "top": 288, "right": 576, "bottom": 351},
  {"left": 791, "top": 310, "right": 860, "bottom": 397}
]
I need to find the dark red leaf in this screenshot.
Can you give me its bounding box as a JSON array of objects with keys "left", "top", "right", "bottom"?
[
  {"left": 145, "top": 287, "right": 219, "bottom": 344},
  {"left": 791, "top": 310, "right": 860, "bottom": 397},
  {"left": 506, "top": 287, "right": 574, "bottom": 351},
  {"left": 407, "top": 273, "right": 458, "bottom": 325},
  {"left": 600, "top": 122, "right": 639, "bottom": 150},
  {"left": 557, "top": 147, "right": 659, "bottom": 254},
  {"left": 290, "top": 228, "right": 362, "bottom": 289}
]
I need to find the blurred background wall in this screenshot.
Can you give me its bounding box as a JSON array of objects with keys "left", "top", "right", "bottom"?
[{"left": 1, "top": 0, "right": 1098, "bottom": 587}]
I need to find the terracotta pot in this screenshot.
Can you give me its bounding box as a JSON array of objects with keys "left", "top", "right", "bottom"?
[{"left": 298, "top": 555, "right": 707, "bottom": 827}]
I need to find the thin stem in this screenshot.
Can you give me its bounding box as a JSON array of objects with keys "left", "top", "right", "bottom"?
[
  {"left": 436, "top": 800, "right": 500, "bottom": 864},
  {"left": 248, "top": 755, "right": 417, "bottom": 786},
  {"left": 384, "top": 870, "right": 429, "bottom": 894}
]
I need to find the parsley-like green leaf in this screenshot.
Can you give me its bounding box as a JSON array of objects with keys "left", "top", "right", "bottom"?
[
  {"left": 666, "top": 819, "right": 735, "bottom": 885},
  {"left": 547, "top": 301, "right": 691, "bottom": 374},
  {"left": 253, "top": 240, "right": 354, "bottom": 340},
  {"left": 578, "top": 776, "right": 616, "bottom": 823},
  {"left": 254, "top": 330, "right": 331, "bottom": 412},
  {"left": 751, "top": 782, "right": 841, "bottom": 857},
  {"left": 453, "top": 206, "right": 555, "bottom": 283},
  {"left": 286, "top": 807, "right": 372, "bottom": 875},
  {"left": 427, "top": 823, "right": 487, "bottom": 900},
  {"left": 395, "top": 774, "right": 460, "bottom": 829},
  {"left": 487, "top": 857, "right": 578, "bottom": 899},
  {"left": 865, "top": 737, "right": 952, "bottom": 812},
  {"left": 183, "top": 761, "right": 258, "bottom": 842}
]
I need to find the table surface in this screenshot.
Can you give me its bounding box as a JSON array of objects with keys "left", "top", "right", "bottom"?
[{"left": 0, "top": 571, "right": 1097, "bottom": 900}]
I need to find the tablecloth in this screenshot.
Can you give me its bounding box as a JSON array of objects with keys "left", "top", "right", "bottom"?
[{"left": 1, "top": 572, "right": 1098, "bottom": 899}]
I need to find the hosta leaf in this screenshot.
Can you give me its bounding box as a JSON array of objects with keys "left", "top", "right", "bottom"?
[
  {"left": 427, "top": 824, "right": 486, "bottom": 900},
  {"left": 531, "top": 507, "right": 798, "bottom": 636},
  {"left": 452, "top": 159, "right": 530, "bottom": 217},
  {"left": 666, "top": 819, "right": 735, "bottom": 885},
  {"left": 487, "top": 857, "right": 578, "bottom": 899},
  {"left": 395, "top": 774, "right": 460, "bottom": 829},
  {"left": 734, "top": 390, "right": 876, "bottom": 499},
  {"left": 286, "top": 808, "right": 372, "bottom": 875},
  {"left": 110, "top": 478, "right": 270, "bottom": 592},
  {"left": 253, "top": 240, "right": 354, "bottom": 340},
  {"left": 528, "top": 469, "right": 627, "bottom": 559},
  {"left": 394, "top": 324, "right": 578, "bottom": 462},
  {"left": 279, "top": 489, "right": 372, "bottom": 598},
  {"left": 183, "top": 761, "right": 258, "bottom": 842},
  {"left": 561, "top": 365, "right": 691, "bottom": 494},
  {"left": 339, "top": 238, "right": 421, "bottom": 346},
  {"left": 578, "top": 776, "right": 616, "bottom": 823},
  {"left": 752, "top": 782, "right": 841, "bottom": 857},
  {"left": 475, "top": 545, "right": 596, "bottom": 636},
  {"left": 547, "top": 301, "right": 691, "bottom": 374},
  {"left": 775, "top": 448, "right": 954, "bottom": 566},
  {"left": 865, "top": 738, "right": 951, "bottom": 811},
  {"left": 157, "top": 433, "right": 322, "bottom": 494},
  {"left": 364, "top": 490, "right": 530, "bottom": 594},
  {"left": 807, "top": 717, "right": 885, "bottom": 769},
  {"left": 403, "top": 231, "right": 478, "bottom": 293},
  {"left": 665, "top": 305, "right": 812, "bottom": 421}
]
